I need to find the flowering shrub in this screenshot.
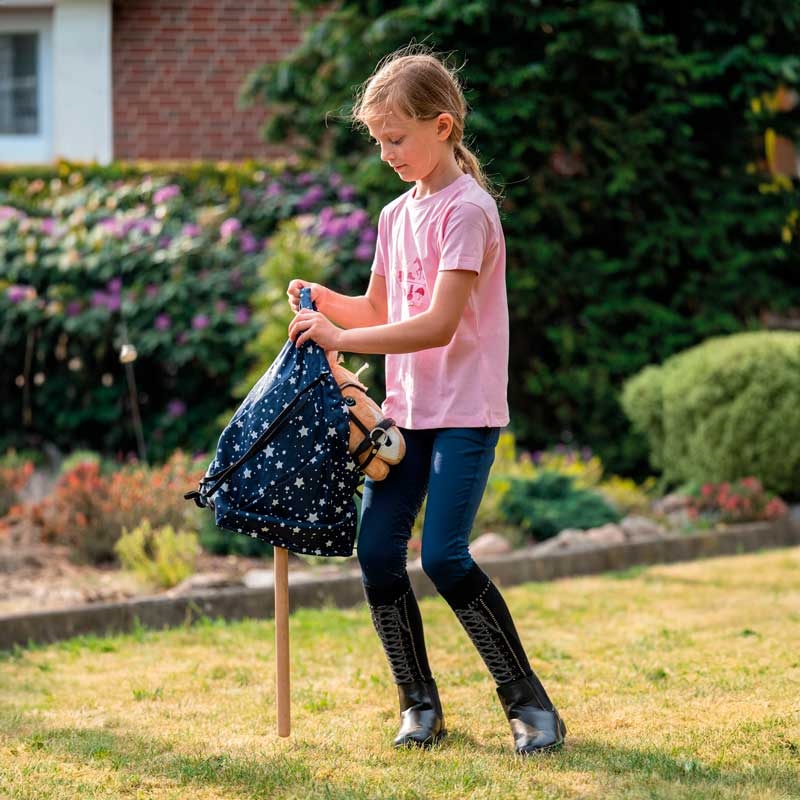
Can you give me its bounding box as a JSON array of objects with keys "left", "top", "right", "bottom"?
[
  {"left": 6, "top": 451, "right": 205, "bottom": 563},
  {"left": 0, "top": 161, "right": 375, "bottom": 459},
  {"left": 687, "top": 477, "right": 788, "bottom": 524},
  {"left": 0, "top": 451, "right": 34, "bottom": 518}
]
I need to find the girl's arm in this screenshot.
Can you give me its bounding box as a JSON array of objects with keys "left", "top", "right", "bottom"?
[
  {"left": 287, "top": 273, "right": 388, "bottom": 329},
  {"left": 288, "top": 269, "right": 477, "bottom": 354}
]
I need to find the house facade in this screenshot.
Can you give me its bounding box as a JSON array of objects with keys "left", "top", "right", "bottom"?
[{"left": 0, "top": 0, "right": 309, "bottom": 165}]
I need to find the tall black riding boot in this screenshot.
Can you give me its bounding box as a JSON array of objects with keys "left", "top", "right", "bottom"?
[
  {"left": 438, "top": 564, "right": 566, "bottom": 755},
  {"left": 364, "top": 576, "right": 446, "bottom": 748}
]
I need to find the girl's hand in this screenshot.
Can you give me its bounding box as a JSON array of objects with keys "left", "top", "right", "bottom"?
[
  {"left": 286, "top": 279, "right": 327, "bottom": 314},
  {"left": 288, "top": 308, "right": 343, "bottom": 351}
]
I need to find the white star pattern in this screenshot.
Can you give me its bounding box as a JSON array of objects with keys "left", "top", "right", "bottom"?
[
  {"left": 295, "top": 477, "right": 304, "bottom": 487},
  {"left": 299, "top": 426, "right": 309, "bottom": 437}
]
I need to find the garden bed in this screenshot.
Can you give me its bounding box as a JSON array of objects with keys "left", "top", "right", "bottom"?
[{"left": 1, "top": 515, "right": 798, "bottom": 651}]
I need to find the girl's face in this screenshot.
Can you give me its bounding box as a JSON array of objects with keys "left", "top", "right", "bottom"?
[{"left": 365, "top": 110, "right": 453, "bottom": 186}]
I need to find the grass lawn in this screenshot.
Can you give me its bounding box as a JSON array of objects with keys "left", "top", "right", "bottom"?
[{"left": 1, "top": 546, "right": 798, "bottom": 800}]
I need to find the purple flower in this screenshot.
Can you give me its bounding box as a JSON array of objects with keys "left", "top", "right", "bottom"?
[
  {"left": 360, "top": 226, "right": 377, "bottom": 245},
  {"left": 6, "top": 284, "right": 36, "bottom": 303},
  {"left": 177, "top": 332, "right": 189, "bottom": 345},
  {"left": 297, "top": 171, "right": 315, "bottom": 186},
  {"left": 91, "top": 291, "right": 109, "bottom": 310},
  {"left": 146, "top": 284, "right": 159, "bottom": 299},
  {"left": 158, "top": 235, "right": 172, "bottom": 248},
  {"left": 214, "top": 300, "right": 228, "bottom": 313},
  {"left": 241, "top": 231, "right": 260, "bottom": 254},
  {"left": 297, "top": 185, "right": 325, "bottom": 212},
  {"left": 347, "top": 209, "right": 369, "bottom": 232},
  {"left": 234, "top": 306, "right": 250, "bottom": 325},
  {"left": 66, "top": 300, "right": 82, "bottom": 317},
  {"left": 338, "top": 185, "right": 356, "bottom": 202},
  {"left": 0, "top": 206, "right": 19, "bottom": 221},
  {"left": 220, "top": 218, "right": 242, "bottom": 239},
  {"left": 40, "top": 217, "right": 57, "bottom": 236},
  {"left": 182, "top": 223, "right": 201, "bottom": 238},
  {"left": 98, "top": 218, "right": 124, "bottom": 238},
  {"left": 167, "top": 399, "right": 187, "bottom": 418},
  {"left": 192, "top": 313, "right": 210, "bottom": 330},
  {"left": 153, "top": 184, "right": 181, "bottom": 204},
  {"left": 107, "top": 278, "right": 122, "bottom": 294},
  {"left": 266, "top": 182, "right": 282, "bottom": 197},
  {"left": 154, "top": 313, "right": 172, "bottom": 331},
  {"left": 329, "top": 173, "right": 342, "bottom": 188},
  {"left": 354, "top": 242, "right": 374, "bottom": 262}
]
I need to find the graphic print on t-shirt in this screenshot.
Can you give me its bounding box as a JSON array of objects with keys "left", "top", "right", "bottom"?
[{"left": 397, "top": 258, "right": 429, "bottom": 308}]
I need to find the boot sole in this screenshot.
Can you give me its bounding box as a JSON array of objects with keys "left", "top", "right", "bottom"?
[{"left": 394, "top": 729, "right": 447, "bottom": 749}]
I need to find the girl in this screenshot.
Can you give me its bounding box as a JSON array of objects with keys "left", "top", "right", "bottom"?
[{"left": 287, "top": 49, "right": 566, "bottom": 756}]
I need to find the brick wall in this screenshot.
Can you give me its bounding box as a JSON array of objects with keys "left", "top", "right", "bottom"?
[{"left": 112, "top": 0, "right": 313, "bottom": 161}]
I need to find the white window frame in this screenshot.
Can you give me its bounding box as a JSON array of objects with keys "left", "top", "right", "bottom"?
[{"left": 0, "top": 8, "right": 53, "bottom": 164}]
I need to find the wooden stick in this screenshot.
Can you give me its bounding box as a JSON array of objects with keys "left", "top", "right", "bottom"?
[{"left": 274, "top": 546, "right": 290, "bottom": 736}]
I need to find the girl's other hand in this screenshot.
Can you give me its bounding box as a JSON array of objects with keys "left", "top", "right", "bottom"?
[
  {"left": 286, "top": 279, "right": 327, "bottom": 314},
  {"left": 288, "top": 309, "right": 342, "bottom": 351}
]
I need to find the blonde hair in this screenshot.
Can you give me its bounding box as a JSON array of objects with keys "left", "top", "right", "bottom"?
[{"left": 353, "top": 47, "right": 493, "bottom": 195}]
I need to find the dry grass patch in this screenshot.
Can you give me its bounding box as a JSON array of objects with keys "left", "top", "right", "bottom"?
[{"left": 1, "top": 547, "right": 799, "bottom": 799}]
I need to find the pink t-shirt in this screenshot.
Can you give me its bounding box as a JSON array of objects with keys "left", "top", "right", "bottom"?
[{"left": 372, "top": 173, "right": 510, "bottom": 429}]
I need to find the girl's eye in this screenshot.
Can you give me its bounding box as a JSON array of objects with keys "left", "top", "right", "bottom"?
[{"left": 389, "top": 138, "right": 404, "bottom": 146}]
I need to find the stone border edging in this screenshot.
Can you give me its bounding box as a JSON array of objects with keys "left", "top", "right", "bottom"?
[{"left": 2, "top": 517, "right": 798, "bottom": 650}]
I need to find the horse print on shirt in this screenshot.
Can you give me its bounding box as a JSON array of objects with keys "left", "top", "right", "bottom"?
[{"left": 397, "top": 258, "right": 429, "bottom": 309}]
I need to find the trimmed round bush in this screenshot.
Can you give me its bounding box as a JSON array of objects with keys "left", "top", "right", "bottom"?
[{"left": 621, "top": 332, "right": 800, "bottom": 495}]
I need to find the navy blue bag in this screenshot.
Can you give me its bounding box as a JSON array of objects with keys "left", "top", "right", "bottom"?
[{"left": 185, "top": 289, "right": 362, "bottom": 557}]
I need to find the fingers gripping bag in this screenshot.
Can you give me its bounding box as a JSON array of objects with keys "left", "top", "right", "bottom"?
[{"left": 185, "top": 289, "right": 362, "bottom": 556}]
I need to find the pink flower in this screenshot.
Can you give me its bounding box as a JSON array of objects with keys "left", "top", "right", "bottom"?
[
  {"left": 154, "top": 313, "right": 171, "bottom": 331},
  {"left": 192, "top": 313, "right": 210, "bottom": 330},
  {"left": 153, "top": 184, "right": 181, "bottom": 204},
  {"left": 220, "top": 218, "right": 241, "bottom": 239},
  {"left": 6, "top": 284, "right": 36, "bottom": 303}
]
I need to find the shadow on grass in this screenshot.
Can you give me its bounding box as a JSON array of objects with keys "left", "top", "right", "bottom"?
[{"left": 9, "top": 722, "right": 800, "bottom": 800}]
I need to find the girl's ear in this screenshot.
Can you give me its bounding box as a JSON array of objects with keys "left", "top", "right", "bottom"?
[{"left": 436, "top": 113, "right": 454, "bottom": 141}]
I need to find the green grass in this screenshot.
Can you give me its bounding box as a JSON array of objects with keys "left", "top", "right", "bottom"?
[{"left": 1, "top": 547, "right": 799, "bottom": 799}]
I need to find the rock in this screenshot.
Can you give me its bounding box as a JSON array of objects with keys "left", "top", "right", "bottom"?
[
  {"left": 469, "top": 532, "right": 513, "bottom": 558},
  {"left": 619, "top": 515, "right": 666, "bottom": 541},
  {"left": 168, "top": 571, "right": 244, "bottom": 595},
  {"left": 531, "top": 529, "right": 588, "bottom": 553},
  {"left": 584, "top": 524, "right": 627, "bottom": 545},
  {"left": 652, "top": 493, "right": 691, "bottom": 515}
]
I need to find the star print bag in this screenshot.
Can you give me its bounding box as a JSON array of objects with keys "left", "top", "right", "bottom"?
[{"left": 185, "top": 289, "right": 362, "bottom": 557}]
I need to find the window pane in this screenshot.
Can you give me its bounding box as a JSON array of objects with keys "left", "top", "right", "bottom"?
[{"left": 0, "top": 34, "right": 39, "bottom": 135}]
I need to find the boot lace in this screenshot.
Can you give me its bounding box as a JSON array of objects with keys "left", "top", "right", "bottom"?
[
  {"left": 370, "top": 597, "right": 422, "bottom": 684},
  {"left": 454, "top": 604, "right": 520, "bottom": 685}
]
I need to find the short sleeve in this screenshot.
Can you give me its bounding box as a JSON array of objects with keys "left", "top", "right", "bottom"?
[
  {"left": 371, "top": 208, "right": 388, "bottom": 277},
  {"left": 439, "top": 202, "right": 490, "bottom": 274}
]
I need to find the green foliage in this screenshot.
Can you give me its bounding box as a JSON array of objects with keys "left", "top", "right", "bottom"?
[
  {"left": 621, "top": 331, "right": 800, "bottom": 495},
  {"left": 0, "top": 163, "right": 374, "bottom": 460},
  {"left": 235, "top": 220, "right": 332, "bottom": 399},
  {"left": 114, "top": 520, "right": 201, "bottom": 589},
  {"left": 242, "top": 0, "right": 800, "bottom": 475},
  {"left": 499, "top": 471, "right": 621, "bottom": 541}
]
